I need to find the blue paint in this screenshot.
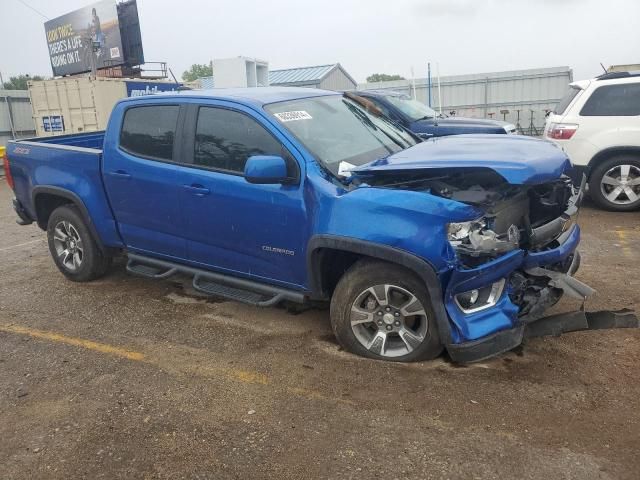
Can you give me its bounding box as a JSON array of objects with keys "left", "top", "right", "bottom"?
[
  {"left": 244, "top": 155, "right": 288, "bottom": 183},
  {"left": 7, "top": 87, "right": 582, "bottom": 348},
  {"left": 351, "top": 134, "right": 572, "bottom": 185}
]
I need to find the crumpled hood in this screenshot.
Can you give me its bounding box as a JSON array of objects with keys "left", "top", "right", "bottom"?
[{"left": 350, "top": 134, "right": 571, "bottom": 185}]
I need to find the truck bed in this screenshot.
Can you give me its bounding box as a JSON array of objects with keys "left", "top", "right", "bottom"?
[
  {"left": 7, "top": 130, "right": 122, "bottom": 248},
  {"left": 23, "top": 131, "right": 105, "bottom": 150}
]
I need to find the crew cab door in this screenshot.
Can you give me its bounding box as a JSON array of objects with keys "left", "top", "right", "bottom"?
[
  {"left": 102, "top": 103, "right": 189, "bottom": 258},
  {"left": 180, "top": 102, "right": 307, "bottom": 288}
]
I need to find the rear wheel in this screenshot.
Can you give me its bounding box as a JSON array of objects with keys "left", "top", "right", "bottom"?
[
  {"left": 330, "top": 260, "right": 443, "bottom": 362},
  {"left": 47, "top": 205, "right": 111, "bottom": 282},
  {"left": 589, "top": 155, "right": 640, "bottom": 211}
]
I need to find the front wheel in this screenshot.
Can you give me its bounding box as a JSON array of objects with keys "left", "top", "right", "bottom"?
[
  {"left": 47, "top": 205, "right": 111, "bottom": 282},
  {"left": 589, "top": 156, "right": 640, "bottom": 211},
  {"left": 330, "top": 260, "right": 443, "bottom": 362}
]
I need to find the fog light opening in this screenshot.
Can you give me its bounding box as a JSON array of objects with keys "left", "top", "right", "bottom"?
[{"left": 454, "top": 279, "right": 505, "bottom": 314}]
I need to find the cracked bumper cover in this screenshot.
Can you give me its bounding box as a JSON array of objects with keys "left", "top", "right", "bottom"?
[
  {"left": 443, "top": 222, "right": 637, "bottom": 363},
  {"left": 440, "top": 175, "right": 632, "bottom": 363},
  {"left": 444, "top": 223, "right": 582, "bottom": 341},
  {"left": 444, "top": 221, "right": 639, "bottom": 363}
]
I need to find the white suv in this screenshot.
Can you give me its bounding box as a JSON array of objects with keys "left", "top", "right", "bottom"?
[{"left": 544, "top": 72, "right": 640, "bottom": 211}]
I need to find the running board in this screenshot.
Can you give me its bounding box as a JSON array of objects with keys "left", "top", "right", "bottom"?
[
  {"left": 192, "top": 276, "right": 284, "bottom": 307},
  {"left": 126, "top": 253, "right": 306, "bottom": 307},
  {"left": 127, "top": 259, "right": 178, "bottom": 279}
]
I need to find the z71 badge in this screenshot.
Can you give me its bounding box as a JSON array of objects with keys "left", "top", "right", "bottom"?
[{"left": 13, "top": 147, "right": 31, "bottom": 155}]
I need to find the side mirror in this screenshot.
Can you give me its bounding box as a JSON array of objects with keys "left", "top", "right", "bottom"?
[{"left": 244, "top": 155, "right": 289, "bottom": 184}]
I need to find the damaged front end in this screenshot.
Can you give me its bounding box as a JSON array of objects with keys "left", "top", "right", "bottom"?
[
  {"left": 441, "top": 172, "right": 594, "bottom": 323},
  {"left": 355, "top": 164, "right": 619, "bottom": 362},
  {"left": 348, "top": 135, "right": 637, "bottom": 362}
]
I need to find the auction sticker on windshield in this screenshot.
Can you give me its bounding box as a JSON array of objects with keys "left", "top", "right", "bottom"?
[{"left": 274, "top": 111, "right": 313, "bottom": 122}]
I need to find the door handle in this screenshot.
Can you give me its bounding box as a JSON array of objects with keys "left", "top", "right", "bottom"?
[
  {"left": 107, "top": 170, "right": 131, "bottom": 179},
  {"left": 183, "top": 184, "right": 211, "bottom": 196}
]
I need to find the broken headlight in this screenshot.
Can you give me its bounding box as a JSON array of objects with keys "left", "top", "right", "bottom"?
[
  {"left": 447, "top": 218, "right": 520, "bottom": 257},
  {"left": 447, "top": 219, "right": 486, "bottom": 245}
]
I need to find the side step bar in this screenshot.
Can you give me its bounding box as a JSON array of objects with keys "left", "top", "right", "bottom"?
[
  {"left": 127, "top": 260, "right": 178, "bottom": 279},
  {"left": 192, "top": 276, "right": 285, "bottom": 307},
  {"left": 126, "top": 253, "right": 306, "bottom": 307}
]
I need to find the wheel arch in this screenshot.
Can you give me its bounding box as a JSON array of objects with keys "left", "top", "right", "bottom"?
[
  {"left": 307, "top": 235, "right": 452, "bottom": 345},
  {"left": 586, "top": 146, "right": 640, "bottom": 177},
  {"left": 32, "top": 186, "right": 106, "bottom": 254}
]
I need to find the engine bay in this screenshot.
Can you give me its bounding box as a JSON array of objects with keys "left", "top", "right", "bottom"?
[{"left": 361, "top": 167, "right": 577, "bottom": 266}]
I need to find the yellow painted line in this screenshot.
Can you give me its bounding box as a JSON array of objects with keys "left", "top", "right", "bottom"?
[
  {"left": 227, "top": 368, "right": 270, "bottom": 385},
  {"left": 615, "top": 229, "right": 634, "bottom": 258},
  {"left": 0, "top": 324, "right": 145, "bottom": 361},
  {"left": 0, "top": 323, "right": 353, "bottom": 406}
]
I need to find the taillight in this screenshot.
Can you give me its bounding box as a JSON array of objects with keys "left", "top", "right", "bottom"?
[
  {"left": 2, "top": 148, "right": 15, "bottom": 190},
  {"left": 547, "top": 123, "right": 578, "bottom": 140}
]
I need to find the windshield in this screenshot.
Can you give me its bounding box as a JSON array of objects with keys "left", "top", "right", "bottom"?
[
  {"left": 266, "top": 95, "right": 417, "bottom": 176},
  {"left": 384, "top": 94, "right": 439, "bottom": 121}
]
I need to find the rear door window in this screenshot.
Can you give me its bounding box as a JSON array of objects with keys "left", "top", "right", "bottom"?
[
  {"left": 553, "top": 86, "right": 582, "bottom": 115},
  {"left": 120, "top": 105, "right": 180, "bottom": 160},
  {"left": 580, "top": 83, "right": 640, "bottom": 116}
]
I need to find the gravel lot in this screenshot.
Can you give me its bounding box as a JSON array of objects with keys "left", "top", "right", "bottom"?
[{"left": 0, "top": 180, "right": 639, "bottom": 479}]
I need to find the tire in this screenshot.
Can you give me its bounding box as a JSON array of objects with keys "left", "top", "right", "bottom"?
[
  {"left": 589, "top": 155, "right": 640, "bottom": 211},
  {"left": 330, "top": 259, "right": 443, "bottom": 362},
  {"left": 46, "top": 205, "right": 112, "bottom": 282}
]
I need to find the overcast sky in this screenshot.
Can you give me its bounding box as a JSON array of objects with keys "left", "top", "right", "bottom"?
[{"left": 2, "top": 0, "right": 639, "bottom": 83}]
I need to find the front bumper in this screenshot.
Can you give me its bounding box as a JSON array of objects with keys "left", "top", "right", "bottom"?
[
  {"left": 441, "top": 176, "right": 607, "bottom": 362},
  {"left": 444, "top": 221, "right": 637, "bottom": 363},
  {"left": 444, "top": 223, "right": 581, "bottom": 346}
]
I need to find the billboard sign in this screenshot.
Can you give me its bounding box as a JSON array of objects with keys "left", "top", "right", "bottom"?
[
  {"left": 125, "top": 81, "right": 181, "bottom": 97},
  {"left": 45, "top": 1, "right": 124, "bottom": 77}
]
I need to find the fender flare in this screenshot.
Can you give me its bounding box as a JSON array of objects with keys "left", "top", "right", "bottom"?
[
  {"left": 307, "top": 234, "right": 452, "bottom": 345},
  {"left": 587, "top": 146, "right": 640, "bottom": 173},
  {"left": 31, "top": 186, "right": 107, "bottom": 254}
]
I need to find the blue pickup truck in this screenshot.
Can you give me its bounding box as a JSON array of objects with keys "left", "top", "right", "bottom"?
[
  {"left": 5, "top": 87, "right": 607, "bottom": 363},
  {"left": 354, "top": 90, "right": 517, "bottom": 139}
]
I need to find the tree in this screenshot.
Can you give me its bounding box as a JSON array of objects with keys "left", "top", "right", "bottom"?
[
  {"left": 2, "top": 74, "right": 45, "bottom": 90},
  {"left": 366, "top": 73, "right": 405, "bottom": 83},
  {"left": 182, "top": 63, "right": 213, "bottom": 82}
]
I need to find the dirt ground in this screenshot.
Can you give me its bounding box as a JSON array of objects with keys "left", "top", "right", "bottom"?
[{"left": 0, "top": 180, "right": 639, "bottom": 480}]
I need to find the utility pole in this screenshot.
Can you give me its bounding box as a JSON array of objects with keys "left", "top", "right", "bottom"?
[
  {"left": 436, "top": 62, "right": 442, "bottom": 115},
  {"left": 427, "top": 62, "right": 432, "bottom": 107}
]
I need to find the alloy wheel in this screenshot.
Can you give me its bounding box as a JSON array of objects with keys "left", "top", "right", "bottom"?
[
  {"left": 52, "top": 221, "right": 84, "bottom": 271},
  {"left": 350, "top": 284, "right": 428, "bottom": 358},
  {"left": 600, "top": 164, "right": 640, "bottom": 205}
]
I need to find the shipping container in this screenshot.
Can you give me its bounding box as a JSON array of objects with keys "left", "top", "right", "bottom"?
[
  {"left": 1, "top": 89, "right": 36, "bottom": 146},
  {"left": 28, "top": 77, "right": 181, "bottom": 137}
]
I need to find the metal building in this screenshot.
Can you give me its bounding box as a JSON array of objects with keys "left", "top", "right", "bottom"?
[
  {"left": 1, "top": 89, "right": 36, "bottom": 146},
  {"left": 198, "top": 63, "right": 358, "bottom": 92},
  {"left": 269, "top": 64, "right": 357, "bottom": 91},
  {"left": 358, "top": 66, "right": 573, "bottom": 134}
]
